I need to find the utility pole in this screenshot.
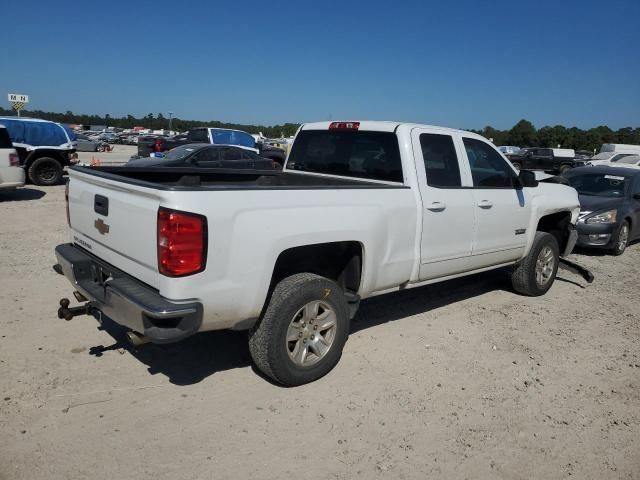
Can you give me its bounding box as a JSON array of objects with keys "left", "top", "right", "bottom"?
[{"left": 168, "top": 112, "right": 174, "bottom": 133}]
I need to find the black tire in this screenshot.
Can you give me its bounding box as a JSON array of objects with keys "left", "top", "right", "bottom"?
[
  {"left": 249, "top": 273, "right": 350, "bottom": 386},
  {"left": 511, "top": 232, "right": 560, "bottom": 296},
  {"left": 28, "top": 157, "right": 63, "bottom": 186},
  {"left": 511, "top": 162, "right": 522, "bottom": 171},
  {"left": 559, "top": 164, "right": 571, "bottom": 174},
  {"left": 611, "top": 220, "right": 629, "bottom": 256}
]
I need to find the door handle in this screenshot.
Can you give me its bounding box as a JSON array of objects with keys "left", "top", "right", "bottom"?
[
  {"left": 477, "top": 200, "right": 493, "bottom": 209},
  {"left": 426, "top": 201, "right": 446, "bottom": 211}
]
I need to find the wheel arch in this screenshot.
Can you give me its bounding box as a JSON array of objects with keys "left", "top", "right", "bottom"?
[
  {"left": 25, "top": 149, "right": 66, "bottom": 170},
  {"left": 536, "top": 211, "right": 572, "bottom": 253},
  {"left": 269, "top": 241, "right": 364, "bottom": 295}
]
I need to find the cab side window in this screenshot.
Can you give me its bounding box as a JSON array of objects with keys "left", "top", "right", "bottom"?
[
  {"left": 463, "top": 137, "right": 517, "bottom": 188},
  {"left": 420, "top": 133, "right": 461, "bottom": 188}
]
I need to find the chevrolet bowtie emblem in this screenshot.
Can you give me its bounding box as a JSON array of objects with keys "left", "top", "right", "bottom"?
[{"left": 94, "top": 218, "right": 110, "bottom": 235}]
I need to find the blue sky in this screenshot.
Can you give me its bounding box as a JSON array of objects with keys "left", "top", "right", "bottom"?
[{"left": 1, "top": 0, "right": 638, "bottom": 129}]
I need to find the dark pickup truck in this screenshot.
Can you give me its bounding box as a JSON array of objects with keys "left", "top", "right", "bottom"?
[
  {"left": 507, "top": 147, "right": 587, "bottom": 173},
  {"left": 137, "top": 127, "right": 287, "bottom": 165}
]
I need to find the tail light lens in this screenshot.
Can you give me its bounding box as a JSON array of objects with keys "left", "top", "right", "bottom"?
[
  {"left": 157, "top": 207, "right": 207, "bottom": 277},
  {"left": 154, "top": 139, "right": 163, "bottom": 152},
  {"left": 9, "top": 153, "right": 19, "bottom": 166},
  {"left": 329, "top": 121, "right": 360, "bottom": 130},
  {"left": 65, "top": 181, "right": 70, "bottom": 226}
]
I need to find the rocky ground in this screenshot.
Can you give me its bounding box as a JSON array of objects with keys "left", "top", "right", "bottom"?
[{"left": 0, "top": 178, "right": 638, "bottom": 479}]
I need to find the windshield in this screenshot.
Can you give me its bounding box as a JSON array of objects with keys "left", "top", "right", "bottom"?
[
  {"left": 163, "top": 144, "right": 202, "bottom": 161},
  {"left": 566, "top": 173, "right": 629, "bottom": 197},
  {"left": 590, "top": 152, "right": 613, "bottom": 161}
]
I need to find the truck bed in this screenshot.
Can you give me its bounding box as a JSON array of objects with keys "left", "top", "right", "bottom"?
[{"left": 71, "top": 165, "right": 404, "bottom": 190}]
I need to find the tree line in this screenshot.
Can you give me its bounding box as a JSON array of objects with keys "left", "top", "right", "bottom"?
[
  {"left": 0, "top": 107, "right": 300, "bottom": 138},
  {"left": 470, "top": 120, "right": 640, "bottom": 152},
  {"left": 1, "top": 108, "right": 638, "bottom": 150}
]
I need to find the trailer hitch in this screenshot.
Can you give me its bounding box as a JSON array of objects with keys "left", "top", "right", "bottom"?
[
  {"left": 57, "top": 298, "right": 98, "bottom": 321},
  {"left": 558, "top": 258, "right": 594, "bottom": 284}
]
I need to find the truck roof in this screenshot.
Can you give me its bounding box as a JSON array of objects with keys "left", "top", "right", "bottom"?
[{"left": 300, "top": 120, "right": 483, "bottom": 138}]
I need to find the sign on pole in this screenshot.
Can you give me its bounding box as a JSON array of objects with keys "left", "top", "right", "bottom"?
[{"left": 8, "top": 93, "right": 29, "bottom": 117}]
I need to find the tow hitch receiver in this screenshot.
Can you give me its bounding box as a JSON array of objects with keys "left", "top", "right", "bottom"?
[
  {"left": 559, "top": 258, "right": 594, "bottom": 284},
  {"left": 57, "top": 298, "right": 97, "bottom": 321}
]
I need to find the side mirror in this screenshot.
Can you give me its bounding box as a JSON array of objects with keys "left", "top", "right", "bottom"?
[{"left": 518, "top": 169, "right": 538, "bottom": 188}]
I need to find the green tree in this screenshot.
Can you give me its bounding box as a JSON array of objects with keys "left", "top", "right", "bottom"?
[{"left": 508, "top": 119, "right": 537, "bottom": 147}]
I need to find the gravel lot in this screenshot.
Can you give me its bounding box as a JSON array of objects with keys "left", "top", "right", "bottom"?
[{"left": 1, "top": 178, "right": 639, "bottom": 479}]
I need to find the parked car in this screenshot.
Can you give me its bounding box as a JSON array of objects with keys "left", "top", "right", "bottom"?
[
  {"left": 137, "top": 127, "right": 287, "bottom": 165},
  {"left": 0, "top": 117, "right": 77, "bottom": 185},
  {"left": 136, "top": 135, "right": 191, "bottom": 157},
  {"left": 0, "top": 125, "right": 25, "bottom": 190},
  {"left": 574, "top": 150, "right": 593, "bottom": 161},
  {"left": 498, "top": 146, "right": 521, "bottom": 155},
  {"left": 599, "top": 143, "right": 640, "bottom": 155},
  {"left": 563, "top": 166, "right": 640, "bottom": 255},
  {"left": 507, "top": 147, "right": 585, "bottom": 173},
  {"left": 587, "top": 151, "right": 635, "bottom": 166},
  {"left": 55, "top": 120, "right": 580, "bottom": 386},
  {"left": 75, "top": 134, "right": 109, "bottom": 152},
  {"left": 127, "top": 144, "right": 280, "bottom": 170},
  {"left": 609, "top": 155, "right": 640, "bottom": 167}
]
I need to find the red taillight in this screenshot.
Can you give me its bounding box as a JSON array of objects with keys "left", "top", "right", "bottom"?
[
  {"left": 329, "top": 121, "right": 360, "bottom": 130},
  {"left": 9, "top": 152, "right": 19, "bottom": 167},
  {"left": 154, "top": 139, "right": 163, "bottom": 152},
  {"left": 157, "top": 207, "right": 207, "bottom": 277},
  {"left": 65, "top": 181, "right": 70, "bottom": 226}
]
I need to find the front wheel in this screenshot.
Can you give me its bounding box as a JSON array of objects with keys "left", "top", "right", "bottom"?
[
  {"left": 611, "top": 221, "right": 629, "bottom": 256},
  {"left": 511, "top": 232, "right": 560, "bottom": 296},
  {"left": 249, "top": 273, "right": 350, "bottom": 386}
]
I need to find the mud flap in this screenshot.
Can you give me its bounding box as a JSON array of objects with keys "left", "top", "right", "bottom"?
[{"left": 559, "top": 257, "right": 594, "bottom": 284}]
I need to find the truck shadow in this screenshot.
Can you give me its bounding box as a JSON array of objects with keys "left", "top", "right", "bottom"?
[
  {"left": 0, "top": 188, "right": 46, "bottom": 202},
  {"left": 90, "top": 269, "right": 521, "bottom": 386},
  {"left": 89, "top": 320, "right": 251, "bottom": 386},
  {"left": 350, "top": 269, "right": 513, "bottom": 334}
]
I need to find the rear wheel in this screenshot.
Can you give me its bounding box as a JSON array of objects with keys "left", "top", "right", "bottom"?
[
  {"left": 28, "top": 157, "right": 63, "bottom": 186},
  {"left": 511, "top": 162, "right": 522, "bottom": 171},
  {"left": 559, "top": 164, "right": 571, "bottom": 174},
  {"left": 511, "top": 232, "right": 560, "bottom": 296},
  {"left": 611, "top": 221, "right": 629, "bottom": 256},
  {"left": 249, "top": 273, "right": 350, "bottom": 386}
]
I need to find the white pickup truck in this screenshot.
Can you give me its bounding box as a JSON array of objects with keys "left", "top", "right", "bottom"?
[{"left": 55, "top": 121, "right": 580, "bottom": 386}]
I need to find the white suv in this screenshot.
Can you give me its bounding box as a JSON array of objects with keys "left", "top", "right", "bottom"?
[{"left": 0, "top": 125, "right": 24, "bottom": 190}]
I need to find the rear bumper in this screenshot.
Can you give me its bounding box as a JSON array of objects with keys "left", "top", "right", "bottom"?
[
  {"left": 54, "top": 243, "right": 202, "bottom": 343},
  {"left": 0, "top": 166, "right": 26, "bottom": 189}
]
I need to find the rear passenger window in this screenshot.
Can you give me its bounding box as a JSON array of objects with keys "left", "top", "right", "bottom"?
[
  {"left": 463, "top": 137, "right": 517, "bottom": 188},
  {"left": 288, "top": 130, "right": 403, "bottom": 182},
  {"left": 221, "top": 148, "right": 242, "bottom": 161},
  {"left": 420, "top": 133, "right": 461, "bottom": 187}
]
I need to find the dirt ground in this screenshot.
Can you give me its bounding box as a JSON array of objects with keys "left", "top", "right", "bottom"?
[{"left": 1, "top": 179, "right": 639, "bottom": 480}]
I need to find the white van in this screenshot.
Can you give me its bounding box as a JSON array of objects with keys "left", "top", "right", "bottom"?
[{"left": 599, "top": 143, "right": 640, "bottom": 155}]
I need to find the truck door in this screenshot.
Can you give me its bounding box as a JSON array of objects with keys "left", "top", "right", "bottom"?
[
  {"left": 459, "top": 136, "right": 531, "bottom": 267},
  {"left": 539, "top": 148, "right": 554, "bottom": 170},
  {"left": 411, "top": 129, "right": 476, "bottom": 280}
]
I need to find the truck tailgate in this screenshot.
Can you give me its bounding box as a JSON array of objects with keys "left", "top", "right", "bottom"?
[{"left": 67, "top": 169, "right": 163, "bottom": 289}]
